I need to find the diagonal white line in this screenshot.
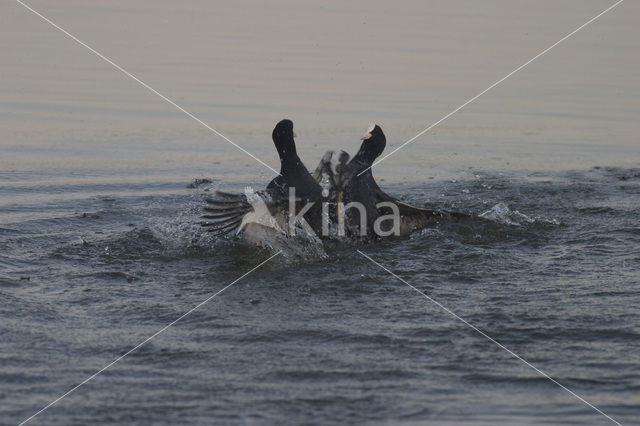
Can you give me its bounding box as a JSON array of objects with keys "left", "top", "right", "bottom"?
[
  {"left": 14, "top": 0, "right": 279, "bottom": 176},
  {"left": 18, "top": 250, "right": 282, "bottom": 426},
  {"left": 357, "top": 250, "right": 622, "bottom": 426},
  {"left": 359, "top": 0, "right": 625, "bottom": 176}
]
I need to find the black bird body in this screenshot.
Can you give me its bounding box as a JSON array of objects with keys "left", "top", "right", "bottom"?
[
  {"left": 314, "top": 124, "right": 469, "bottom": 238},
  {"left": 266, "top": 121, "right": 322, "bottom": 204},
  {"left": 202, "top": 119, "right": 323, "bottom": 237}
]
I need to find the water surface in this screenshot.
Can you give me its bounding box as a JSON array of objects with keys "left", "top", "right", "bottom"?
[{"left": 1, "top": 1, "right": 639, "bottom": 424}]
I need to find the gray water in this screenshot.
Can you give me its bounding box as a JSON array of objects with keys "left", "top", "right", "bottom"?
[
  {"left": 2, "top": 167, "right": 639, "bottom": 425},
  {"left": 2, "top": 0, "right": 640, "bottom": 425}
]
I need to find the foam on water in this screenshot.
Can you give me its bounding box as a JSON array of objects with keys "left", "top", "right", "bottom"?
[{"left": 479, "top": 202, "right": 560, "bottom": 227}]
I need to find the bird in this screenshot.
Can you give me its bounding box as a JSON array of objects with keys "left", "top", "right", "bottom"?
[
  {"left": 313, "top": 124, "right": 470, "bottom": 238},
  {"left": 201, "top": 119, "right": 324, "bottom": 237}
]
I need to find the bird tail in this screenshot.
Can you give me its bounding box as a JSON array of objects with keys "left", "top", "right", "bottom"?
[{"left": 201, "top": 190, "right": 253, "bottom": 237}]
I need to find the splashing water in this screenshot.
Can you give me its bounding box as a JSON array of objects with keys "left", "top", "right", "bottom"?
[{"left": 479, "top": 202, "right": 559, "bottom": 227}]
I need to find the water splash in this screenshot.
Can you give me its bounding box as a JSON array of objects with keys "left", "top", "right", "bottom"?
[{"left": 479, "top": 202, "right": 559, "bottom": 227}]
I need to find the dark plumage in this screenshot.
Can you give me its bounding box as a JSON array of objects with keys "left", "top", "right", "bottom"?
[
  {"left": 340, "top": 124, "right": 387, "bottom": 236},
  {"left": 266, "top": 119, "right": 323, "bottom": 209},
  {"left": 314, "top": 124, "right": 469, "bottom": 238},
  {"left": 201, "top": 119, "right": 323, "bottom": 237}
]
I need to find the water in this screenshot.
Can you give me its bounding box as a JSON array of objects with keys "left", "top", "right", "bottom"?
[
  {"left": 2, "top": 0, "right": 640, "bottom": 424},
  {"left": 1, "top": 166, "right": 638, "bottom": 425}
]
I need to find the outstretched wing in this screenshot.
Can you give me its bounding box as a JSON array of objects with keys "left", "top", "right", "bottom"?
[
  {"left": 373, "top": 182, "right": 472, "bottom": 229},
  {"left": 202, "top": 188, "right": 291, "bottom": 237},
  {"left": 201, "top": 190, "right": 253, "bottom": 237}
]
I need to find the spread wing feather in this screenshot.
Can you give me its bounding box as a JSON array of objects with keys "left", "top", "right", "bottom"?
[{"left": 201, "top": 191, "right": 254, "bottom": 236}]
